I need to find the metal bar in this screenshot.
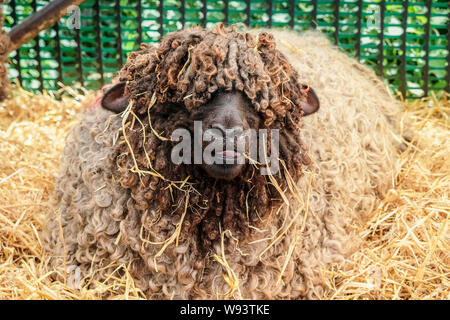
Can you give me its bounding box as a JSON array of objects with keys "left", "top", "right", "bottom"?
[
  {"left": 137, "top": 0, "right": 142, "bottom": 44},
  {"left": 245, "top": 0, "right": 250, "bottom": 27},
  {"left": 159, "top": 0, "right": 164, "bottom": 37},
  {"left": 377, "top": 0, "right": 385, "bottom": 77},
  {"left": 202, "top": 0, "right": 206, "bottom": 27},
  {"left": 74, "top": 23, "right": 83, "bottom": 87},
  {"left": 224, "top": 0, "right": 229, "bottom": 25},
  {"left": 422, "top": 0, "right": 432, "bottom": 97},
  {"left": 268, "top": 0, "right": 273, "bottom": 28},
  {"left": 289, "top": 0, "right": 295, "bottom": 28},
  {"left": 31, "top": 0, "right": 43, "bottom": 92},
  {"left": 333, "top": 0, "right": 340, "bottom": 45},
  {"left": 311, "top": 0, "right": 318, "bottom": 29},
  {"left": 94, "top": 0, "right": 103, "bottom": 86},
  {"left": 180, "top": 0, "right": 185, "bottom": 28},
  {"left": 9, "top": 0, "right": 22, "bottom": 85},
  {"left": 446, "top": 9, "right": 450, "bottom": 93},
  {"left": 115, "top": 0, "right": 123, "bottom": 66},
  {"left": 399, "top": 0, "right": 409, "bottom": 97},
  {"left": 7, "top": 0, "right": 87, "bottom": 53},
  {"left": 355, "top": 0, "right": 362, "bottom": 60},
  {"left": 54, "top": 22, "right": 63, "bottom": 86}
]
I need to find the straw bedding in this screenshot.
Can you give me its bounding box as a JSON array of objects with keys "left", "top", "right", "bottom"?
[{"left": 0, "top": 31, "right": 448, "bottom": 300}]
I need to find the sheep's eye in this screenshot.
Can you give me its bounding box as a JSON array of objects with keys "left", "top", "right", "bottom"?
[
  {"left": 246, "top": 114, "right": 260, "bottom": 129},
  {"left": 162, "top": 102, "right": 183, "bottom": 114},
  {"left": 192, "top": 109, "right": 205, "bottom": 121},
  {"left": 170, "top": 102, "right": 183, "bottom": 109}
]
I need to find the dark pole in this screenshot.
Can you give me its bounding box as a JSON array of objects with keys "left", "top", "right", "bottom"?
[
  {"left": 445, "top": 8, "right": 450, "bottom": 94},
  {"left": 377, "top": 0, "right": 385, "bottom": 77},
  {"left": 399, "top": 0, "right": 409, "bottom": 97},
  {"left": 7, "top": 0, "right": 87, "bottom": 53},
  {"left": 355, "top": 0, "right": 362, "bottom": 61},
  {"left": 31, "top": 0, "right": 43, "bottom": 92},
  {"left": 421, "top": 0, "right": 432, "bottom": 97}
]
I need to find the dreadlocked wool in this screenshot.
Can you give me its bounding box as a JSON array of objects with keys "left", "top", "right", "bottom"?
[
  {"left": 115, "top": 24, "right": 310, "bottom": 248},
  {"left": 0, "top": 0, "right": 10, "bottom": 101},
  {"left": 43, "top": 26, "right": 404, "bottom": 299}
]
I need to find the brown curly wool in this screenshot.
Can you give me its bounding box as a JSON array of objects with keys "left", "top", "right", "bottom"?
[
  {"left": 0, "top": 1, "right": 11, "bottom": 101},
  {"left": 43, "top": 28, "right": 404, "bottom": 299},
  {"left": 119, "top": 23, "right": 308, "bottom": 125},
  {"left": 115, "top": 24, "right": 311, "bottom": 248}
]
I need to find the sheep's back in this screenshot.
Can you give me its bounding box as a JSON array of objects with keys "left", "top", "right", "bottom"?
[
  {"left": 241, "top": 29, "right": 402, "bottom": 298},
  {"left": 42, "top": 108, "right": 137, "bottom": 289},
  {"left": 265, "top": 28, "right": 401, "bottom": 220}
]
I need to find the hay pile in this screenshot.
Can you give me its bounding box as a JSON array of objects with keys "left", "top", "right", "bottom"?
[
  {"left": 324, "top": 92, "right": 449, "bottom": 300},
  {"left": 0, "top": 87, "right": 448, "bottom": 300},
  {"left": 0, "top": 0, "right": 11, "bottom": 100}
]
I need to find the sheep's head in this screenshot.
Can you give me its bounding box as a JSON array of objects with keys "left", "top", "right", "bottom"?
[{"left": 101, "top": 24, "right": 319, "bottom": 248}]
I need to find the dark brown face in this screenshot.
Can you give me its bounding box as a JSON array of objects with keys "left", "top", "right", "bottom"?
[
  {"left": 191, "top": 91, "right": 261, "bottom": 180},
  {"left": 102, "top": 82, "right": 319, "bottom": 181}
]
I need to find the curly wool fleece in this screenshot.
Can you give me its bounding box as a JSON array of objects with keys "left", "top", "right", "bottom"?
[
  {"left": 43, "top": 29, "right": 403, "bottom": 299},
  {"left": 113, "top": 25, "right": 311, "bottom": 249}
]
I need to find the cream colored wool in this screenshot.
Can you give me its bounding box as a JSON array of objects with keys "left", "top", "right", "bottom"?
[{"left": 43, "top": 29, "right": 404, "bottom": 299}]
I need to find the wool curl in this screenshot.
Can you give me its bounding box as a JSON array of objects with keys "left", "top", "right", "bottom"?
[
  {"left": 43, "top": 28, "right": 404, "bottom": 299},
  {"left": 115, "top": 24, "right": 311, "bottom": 248}
]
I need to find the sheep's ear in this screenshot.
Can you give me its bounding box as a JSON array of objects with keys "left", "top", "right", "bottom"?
[
  {"left": 101, "top": 81, "right": 129, "bottom": 113},
  {"left": 301, "top": 86, "right": 320, "bottom": 116}
]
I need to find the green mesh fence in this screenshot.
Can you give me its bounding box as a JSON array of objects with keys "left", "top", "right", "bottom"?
[{"left": 2, "top": 0, "right": 449, "bottom": 98}]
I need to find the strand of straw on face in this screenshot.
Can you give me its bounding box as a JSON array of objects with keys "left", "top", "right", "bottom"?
[
  {"left": 213, "top": 227, "right": 243, "bottom": 299},
  {"left": 150, "top": 191, "right": 190, "bottom": 272}
]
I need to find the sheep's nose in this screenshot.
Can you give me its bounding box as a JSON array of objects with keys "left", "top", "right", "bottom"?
[{"left": 211, "top": 123, "right": 244, "bottom": 137}]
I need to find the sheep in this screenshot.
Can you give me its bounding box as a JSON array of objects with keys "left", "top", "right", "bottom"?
[{"left": 43, "top": 24, "right": 403, "bottom": 299}]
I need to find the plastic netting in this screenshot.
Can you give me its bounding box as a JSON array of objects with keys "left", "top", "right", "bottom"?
[{"left": 2, "top": 0, "right": 449, "bottom": 98}]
